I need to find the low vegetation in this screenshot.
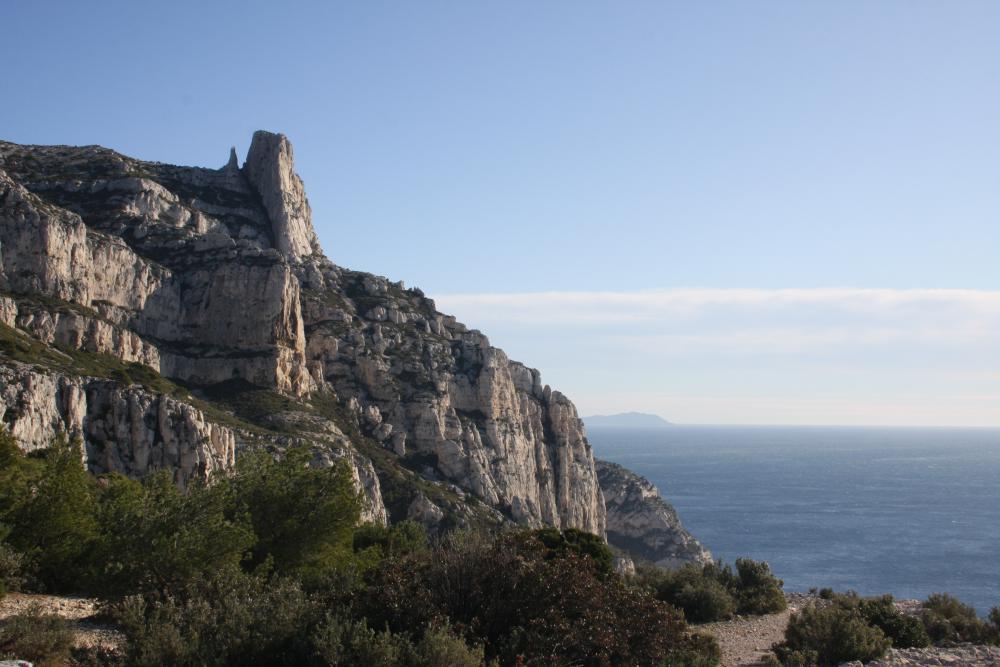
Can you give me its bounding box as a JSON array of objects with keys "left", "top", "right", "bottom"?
[
  {"left": 631, "top": 558, "right": 787, "bottom": 623},
  {"left": 0, "top": 428, "right": 721, "bottom": 666},
  {"left": 772, "top": 591, "right": 1000, "bottom": 666}
]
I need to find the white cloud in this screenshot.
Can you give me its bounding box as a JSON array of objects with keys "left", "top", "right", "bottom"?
[{"left": 430, "top": 288, "right": 1000, "bottom": 426}]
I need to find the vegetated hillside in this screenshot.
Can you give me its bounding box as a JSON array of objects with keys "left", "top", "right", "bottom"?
[{"left": 0, "top": 132, "right": 700, "bottom": 563}]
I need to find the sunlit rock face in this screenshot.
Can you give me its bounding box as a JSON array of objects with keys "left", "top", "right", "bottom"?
[
  {"left": 0, "top": 133, "right": 612, "bottom": 537},
  {"left": 597, "top": 459, "right": 712, "bottom": 568}
]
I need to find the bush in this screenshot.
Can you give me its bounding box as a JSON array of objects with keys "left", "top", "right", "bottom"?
[
  {"left": 633, "top": 557, "right": 784, "bottom": 623},
  {"left": 534, "top": 527, "right": 615, "bottom": 577},
  {"left": 311, "top": 615, "right": 411, "bottom": 665},
  {"left": 410, "top": 623, "right": 486, "bottom": 667},
  {"left": 921, "top": 593, "right": 996, "bottom": 644},
  {"left": 0, "top": 604, "right": 75, "bottom": 667},
  {"left": 358, "top": 529, "right": 715, "bottom": 666},
  {"left": 0, "top": 542, "right": 24, "bottom": 597},
  {"left": 733, "top": 558, "right": 786, "bottom": 615},
  {"left": 636, "top": 564, "right": 736, "bottom": 623},
  {"left": 92, "top": 472, "right": 253, "bottom": 597},
  {"left": 353, "top": 520, "right": 429, "bottom": 560},
  {"left": 855, "top": 594, "right": 929, "bottom": 648},
  {"left": 230, "top": 446, "right": 361, "bottom": 582},
  {"left": 2, "top": 435, "right": 98, "bottom": 591},
  {"left": 776, "top": 605, "right": 890, "bottom": 666},
  {"left": 114, "top": 568, "right": 321, "bottom": 666}
]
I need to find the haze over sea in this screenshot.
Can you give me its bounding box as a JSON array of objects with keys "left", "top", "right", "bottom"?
[{"left": 588, "top": 425, "right": 1000, "bottom": 614}]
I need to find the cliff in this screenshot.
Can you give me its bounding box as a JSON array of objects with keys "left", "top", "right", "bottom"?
[
  {"left": 0, "top": 131, "right": 705, "bottom": 565},
  {"left": 597, "top": 459, "right": 712, "bottom": 568},
  {"left": 0, "top": 132, "right": 608, "bottom": 537}
]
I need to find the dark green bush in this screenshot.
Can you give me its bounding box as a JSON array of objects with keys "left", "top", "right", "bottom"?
[
  {"left": 0, "top": 541, "right": 24, "bottom": 597},
  {"left": 669, "top": 631, "right": 723, "bottom": 667},
  {"left": 310, "top": 615, "right": 411, "bottom": 665},
  {"left": 358, "top": 529, "right": 714, "bottom": 666},
  {"left": 410, "top": 623, "right": 486, "bottom": 667},
  {"left": 921, "top": 593, "right": 996, "bottom": 644},
  {"left": 92, "top": 472, "right": 253, "bottom": 597},
  {"left": 230, "top": 446, "right": 361, "bottom": 582},
  {"left": 534, "top": 526, "right": 615, "bottom": 577},
  {"left": 633, "top": 557, "right": 783, "bottom": 623},
  {"left": 637, "top": 564, "right": 736, "bottom": 623},
  {"left": 855, "top": 594, "right": 929, "bottom": 648},
  {"left": 776, "top": 604, "right": 890, "bottom": 666},
  {"left": 0, "top": 604, "right": 75, "bottom": 666},
  {"left": 2, "top": 435, "right": 98, "bottom": 591},
  {"left": 353, "top": 520, "right": 430, "bottom": 560},
  {"left": 114, "top": 568, "right": 321, "bottom": 667},
  {"left": 733, "top": 557, "right": 786, "bottom": 615},
  {"left": 674, "top": 578, "right": 736, "bottom": 623}
]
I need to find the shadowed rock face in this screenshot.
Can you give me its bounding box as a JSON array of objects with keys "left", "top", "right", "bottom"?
[
  {"left": 0, "top": 133, "right": 612, "bottom": 537},
  {"left": 597, "top": 459, "right": 712, "bottom": 568}
]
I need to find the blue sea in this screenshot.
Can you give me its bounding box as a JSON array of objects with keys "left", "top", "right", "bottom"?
[{"left": 588, "top": 425, "right": 1000, "bottom": 614}]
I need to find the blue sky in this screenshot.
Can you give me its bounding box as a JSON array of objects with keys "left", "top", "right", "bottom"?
[{"left": 4, "top": 2, "right": 999, "bottom": 425}]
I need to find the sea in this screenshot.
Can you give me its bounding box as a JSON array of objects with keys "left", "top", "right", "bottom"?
[{"left": 587, "top": 425, "right": 1000, "bottom": 615}]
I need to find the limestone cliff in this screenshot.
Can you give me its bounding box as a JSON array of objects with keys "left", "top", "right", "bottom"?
[
  {"left": 0, "top": 133, "right": 607, "bottom": 537},
  {"left": 597, "top": 459, "right": 712, "bottom": 568}
]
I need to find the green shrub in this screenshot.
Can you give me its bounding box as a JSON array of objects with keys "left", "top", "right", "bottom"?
[
  {"left": 230, "top": 446, "right": 361, "bottom": 582},
  {"left": 777, "top": 604, "right": 890, "bottom": 666},
  {"left": 633, "top": 557, "right": 783, "bottom": 623},
  {"left": 410, "top": 623, "right": 486, "bottom": 667},
  {"left": 855, "top": 594, "right": 929, "bottom": 648},
  {"left": 2, "top": 435, "right": 98, "bottom": 591},
  {"left": 353, "top": 520, "right": 430, "bottom": 560},
  {"left": 818, "top": 588, "right": 834, "bottom": 600},
  {"left": 0, "top": 542, "right": 24, "bottom": 597},
  {"left": 668, "top": 631, "right": 723, "bottom": 667},
  {"left": 358, "top": 529, "right": 715, "bottom": 666},
  {"left": 311, "top": 615, "right": 411, "bottom": 665},
  {"left": 921, "top": 593, "right": 995, "bottom": 644},
  {"left": 0, "top": 604, "right": 75, "bottom": 667},
  {"left": 534, "top": 527, "right": 615, "bottom": 577},
  {"left": 114, "top": 568, "right": 321, "bottom": 666},
  {"left": 92, "top": 472, "right": 253, "bottom": 597},
  {"left": 733, "top": 557, "right": 786, "bottom": 615}
]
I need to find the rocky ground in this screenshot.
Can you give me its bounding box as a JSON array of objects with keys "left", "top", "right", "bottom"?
[
  {"left": 702, "top": 594, "right": 1000, "bottom": 667},
  {"left": 0, "top": 593, "right": 122, "bottom": 654},
  {"left": 702, "top": 593, "right": 815, "bottom": 666},
  {"left": 842, "top": 645, "right": 1000, "bottom": 666}
]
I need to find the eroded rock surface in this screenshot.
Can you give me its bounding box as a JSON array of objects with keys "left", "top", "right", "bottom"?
[
  {"left": 0, "top": 133, "right": 621, "bottom": 539},
  {"left": 597, "top": 459, "right": 711, "bottom": 567}
]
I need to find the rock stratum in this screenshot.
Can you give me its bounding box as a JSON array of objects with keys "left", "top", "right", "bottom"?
[{"left": 0, "top": 131, "right": 703, "bottom": 563}]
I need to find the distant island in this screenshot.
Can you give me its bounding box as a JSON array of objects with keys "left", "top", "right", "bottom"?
[{"left": 583, "top": 412, "right": 674, "bottom": 428}]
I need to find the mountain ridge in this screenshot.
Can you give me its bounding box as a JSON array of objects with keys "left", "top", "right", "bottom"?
[{"left": 0, "top": 131, "right": 704, "bottom": 566}]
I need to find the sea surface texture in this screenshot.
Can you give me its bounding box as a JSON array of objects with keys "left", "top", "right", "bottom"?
[{"left": 588, "top": 425, "right": 1000, "bottom": 614}]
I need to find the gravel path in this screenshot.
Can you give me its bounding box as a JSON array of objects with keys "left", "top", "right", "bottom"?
[{"left": 701, "top": 593, "right": 821, "bottom": 667}]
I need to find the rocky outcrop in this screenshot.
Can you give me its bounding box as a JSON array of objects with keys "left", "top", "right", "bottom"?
[
  {"left": 0, "top": 363, "right": 233, "bottom": 485},
  {"left": 243, "top": 131, "right": 321, "bottom": 261},
  {"left": 0, "top": 132, "right": 646, "bottom": 542},
  {"left": 597, "top": 459, "right": 711, "bottom": 568}
]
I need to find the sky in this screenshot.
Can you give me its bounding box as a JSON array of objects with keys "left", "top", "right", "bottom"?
[{"left": 3, "top": 1, "right": 999, "bottom": 426}]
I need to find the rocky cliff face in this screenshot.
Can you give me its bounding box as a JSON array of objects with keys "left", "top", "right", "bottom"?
[
  {"left": 597, "top": 459, "right": 712, "bottom": 568},
  {"left": 0, "top": 133, "right": 610, "bottom": 537}
]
